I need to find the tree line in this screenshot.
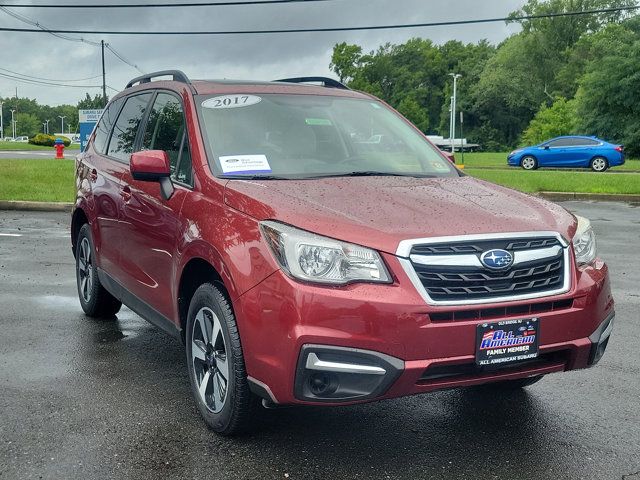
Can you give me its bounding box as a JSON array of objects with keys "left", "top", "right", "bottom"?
[
  {"left": 330, "top": 0, "right": 640, "bottom": 155},
  {"left": 1, "top": 93, "right": 105, "bottom": 138}
]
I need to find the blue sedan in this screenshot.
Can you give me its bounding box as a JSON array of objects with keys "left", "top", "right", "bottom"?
[{"left": 507, "top": 136, "right": 625, "bottom": 172}]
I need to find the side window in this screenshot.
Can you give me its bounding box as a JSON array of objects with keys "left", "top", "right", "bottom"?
[
  {"left": 547, "top": 139, "right": 569, "bottom": 147},
  {"left": 142, "top": 92, "right": 192, "bottom": 185},
  {"left": 92, "top": 97, "right": 124, "bottom": 154},
  {"left": 107, "top": 93, "right": 152, "bottom": 162}
]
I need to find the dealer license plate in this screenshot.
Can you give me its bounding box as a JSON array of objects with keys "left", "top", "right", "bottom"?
[{"left": 476, "top": 318, "right": 539, "bottom": 366}]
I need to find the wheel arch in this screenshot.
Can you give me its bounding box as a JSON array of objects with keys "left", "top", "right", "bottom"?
[
  {"left": 177, "top": 256, "right": 230, "bottom": 343},
  {"left": 71, "top": 207, "right": 89, "bottom": 257}
]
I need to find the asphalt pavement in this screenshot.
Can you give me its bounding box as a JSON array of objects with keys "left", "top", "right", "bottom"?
[{"left": 0, "top": 201, "right": 638, "bottom": 480}]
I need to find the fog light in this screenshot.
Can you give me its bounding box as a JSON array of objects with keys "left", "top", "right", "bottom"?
[
  {"left": 309, "top": 372, "right": 338, "bottom": 396},
  {"left": 295, "top": 345, "right": 404, "bottom": 403},
  {"left": 588, "top": 313, "right": 614, "bottom": 366}
]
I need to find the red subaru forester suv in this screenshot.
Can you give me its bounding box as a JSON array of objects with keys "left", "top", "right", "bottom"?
[{"left": 72, "top": 71, "right": 614, "bottom": 434}]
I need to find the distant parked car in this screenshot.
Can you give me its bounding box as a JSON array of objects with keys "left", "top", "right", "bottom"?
[
  {"left": 13, "top": 136, "right": 29, "bottom": 143},
  {"left": 508, "top": 136, "right": 624, "bottom": 172}
]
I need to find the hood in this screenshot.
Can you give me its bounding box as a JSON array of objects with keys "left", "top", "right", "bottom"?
[{"left": 224, "top": 176, "right": 576, "bottom": 255}]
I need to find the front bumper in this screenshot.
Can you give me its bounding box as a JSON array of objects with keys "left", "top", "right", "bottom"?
[{"left": 236, "top": 254, "right": 613, "bottom": 405}]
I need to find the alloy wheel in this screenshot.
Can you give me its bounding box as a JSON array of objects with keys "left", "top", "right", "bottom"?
[
  {"left": 522, "top": 157, "right": 536, "bottom": 170},
  {"left": 77, "top": 237, "right": 93, "bottom": 303},
  {"left": 592, "top": 157, "right": 607, "bottom": 172},
  {"left": 191, "top": 307, "right": 229, "bottom": 413}
]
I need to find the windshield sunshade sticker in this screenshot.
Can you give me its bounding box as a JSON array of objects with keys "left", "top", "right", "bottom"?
[
  {"left": 202, "top": 95, "right": 262, "bottom": 109},
  {"left": 219, "top": 155, "right": 272, "bottom": 174},
  {"left": 305, "top": 118, "right": 333, "bottom": 126}
]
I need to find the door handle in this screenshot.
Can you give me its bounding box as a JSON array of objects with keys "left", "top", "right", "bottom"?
[{"left": 120, "top": 186, "right": 132, "bottom": 202}]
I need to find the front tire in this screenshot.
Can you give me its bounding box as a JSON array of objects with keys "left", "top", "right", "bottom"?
[
  {"left": 521, "top": 156, "right": 538, "bottom": 170},
  {"left": 590, "top": 157, "right": 608, "bottom": 172},
  {"left": 185, "top": 283, "right": 256, "bottom": 435},
  {"left": 75, "top": 224, "right": 122, "bottom": 318}
]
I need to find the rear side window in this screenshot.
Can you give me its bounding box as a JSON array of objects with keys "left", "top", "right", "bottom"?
[
  {"left": 107, "top": 93, "right": 152, "bottom": 162},
  {"left": 142, "top": 92, "right": 192, "bottom": 185},
  {"left": 92, "top": 97, "right": 124, "bottom": 154}
]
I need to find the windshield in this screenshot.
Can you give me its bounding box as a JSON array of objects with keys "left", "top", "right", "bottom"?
[{"left": 197, "top": 93, "right": 458, "bottom": 179}]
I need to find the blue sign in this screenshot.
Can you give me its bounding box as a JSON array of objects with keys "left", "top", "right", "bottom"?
[{"left": 79, "top": 109, "right": 103, "bottom": 152}]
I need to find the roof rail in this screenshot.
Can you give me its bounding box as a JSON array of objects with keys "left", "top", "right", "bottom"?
[
  {"left": 274, "top": 76, "right": 350, "bottom": 90},
  {"left": 126, "top": 70, "right": 191, "bottom": 89}
]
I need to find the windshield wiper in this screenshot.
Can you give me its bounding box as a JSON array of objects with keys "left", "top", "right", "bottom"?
[{"left": 316, "top": 171, "right": 437, "bottom": 178}]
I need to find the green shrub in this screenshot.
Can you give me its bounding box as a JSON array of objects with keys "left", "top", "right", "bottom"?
[{"left": 29, "top": 134, "right": 71, "bottom": 147}]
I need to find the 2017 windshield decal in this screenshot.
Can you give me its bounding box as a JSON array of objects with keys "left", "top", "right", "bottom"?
[{"left": 202, "top": 95, "right": 262, "bottom": 109}]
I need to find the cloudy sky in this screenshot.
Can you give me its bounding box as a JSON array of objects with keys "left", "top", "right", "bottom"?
[{"left": 0, "top": 0, "right": 525, "bottom": 106}]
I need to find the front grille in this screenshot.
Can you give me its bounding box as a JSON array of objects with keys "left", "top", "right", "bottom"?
[
  {"left": 407, "top": 235, "right": 568, "bottom": 303},
  {"left": 429, "top": 298, "right": 574, "bottom": 322}
]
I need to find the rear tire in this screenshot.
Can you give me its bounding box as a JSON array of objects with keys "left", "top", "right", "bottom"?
[
  {"left": 75, "top": 224, "right": 122, "bottom": 318},
  {"left": 185, "top": 283, "right": 256, "bottom": 435},
  {"left": 521, "top": 156, "right": 538, "bottom": 170},
  {"left": 590, "top": 157, "right": 608, "bottom": 172}
]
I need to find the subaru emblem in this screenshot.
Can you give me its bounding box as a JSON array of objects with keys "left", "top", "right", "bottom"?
[{"left": 480, "top": 249, "right": 514, "bottom": 270}]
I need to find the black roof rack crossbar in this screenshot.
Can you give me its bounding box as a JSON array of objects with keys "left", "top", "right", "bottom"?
[
  {"left": 275, "top": 76, "right": 349, "bottom": 90},
  {"left": 126, "top": 70, "right": 191, "bottom": 89}
]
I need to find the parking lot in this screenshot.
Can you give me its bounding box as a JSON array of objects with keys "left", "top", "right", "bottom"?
[{"left": 0, "top": 201, "right": 638, "bottom": 480}]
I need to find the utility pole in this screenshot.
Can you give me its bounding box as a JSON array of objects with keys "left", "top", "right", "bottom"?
[
  {"left": 101, "top": 40, "right": 107, "bottom": 107},
  {"left": 0, "top": 102, "right": 4, "bottom": 140},
  {"left": 460, "top": 111, "right": 465, "bottom": 165},
  {"left": 11, "top": 109, "right": 16, "bottom": 139},
  {"left": 448, "top": 73, "right": 461, "bottom": 154},
  {"left": 45, "top": 119, "right": 50, "bottom": 134},
  {"left": 58, "top": 115, "right": 66, "bottom": 135}
]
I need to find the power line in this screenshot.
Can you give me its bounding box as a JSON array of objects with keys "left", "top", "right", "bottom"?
[
  {"left": 0, "top": 6, "right": 144, "bottom": 72},
  {"left": 0, "top": 0, "right": 332, "bottom": 7},
  {"left": 0, "top": 67, "right": 102, "bottom": 82},
  {"left": 0, "top": 5, "right": 637, "bottom": 35},
  {"left": 0, "top": 71, "right": 104, "bottom": 88},
  {"left": 105, "top": 43, "right": 143, "bottom": 74}
]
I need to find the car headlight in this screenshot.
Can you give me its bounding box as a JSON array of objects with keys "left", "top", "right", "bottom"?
[
  {"left": 572, "top": 215, "right": 597, "bottom": 266},
  {"left": 509, "top": 149, "right": 523, "bottom": 157},
  {"left": 260, "top": 221, "right": 391, "bottom": 285}
]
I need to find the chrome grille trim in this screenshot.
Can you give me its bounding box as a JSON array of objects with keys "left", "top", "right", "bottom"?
[{"left": 397, "top": 231, "right": 571, "bottom": 306}]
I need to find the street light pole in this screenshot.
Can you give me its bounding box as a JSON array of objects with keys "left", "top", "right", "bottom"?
[
  {"left": 0, "top": 102, "right": 3, "bottom": 140},
  {"left": 58, "top": 115, "right": 66, "bottom": 136},
  {"left": 45, "top": 119, "right": 50, "bottom": 134},
  {"left": 448, "top": 73, "right": 462, "bottom": 154},
  {"left": 11, "top": 109, "right": 16, "bottom": 139}
]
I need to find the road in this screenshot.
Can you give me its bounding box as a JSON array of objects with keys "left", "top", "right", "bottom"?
[
  {"left": 0, "top": 150, "right": 77, "bottom": 160},
  {"left": 0, "top": 202, "right": 638, "bottom": 480}
]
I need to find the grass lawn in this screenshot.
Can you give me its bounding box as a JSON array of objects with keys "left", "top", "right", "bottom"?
[
  {"left": 466, "top": 168, "right": 640, "bottom": 194},
  {"left": 0, "top": 159, "right": 74, "bottom": 202},
  {"left": 1, "top": 158, "right": 638, "bottom": 204},
  {"left": 0, "top": 141, "right": 80, "bottom": 151},
  {"left": 455, "top": 151, "right": 640, "bottom": 171}
]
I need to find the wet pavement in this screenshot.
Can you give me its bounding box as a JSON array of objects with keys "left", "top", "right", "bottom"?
[{"left": 0, "top": 202, "right": 638, "bottom": 480}]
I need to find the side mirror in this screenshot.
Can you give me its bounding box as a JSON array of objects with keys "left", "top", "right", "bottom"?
[
  {"left": 130, "top": 150, "right": 174, "bottom": 200},
  {"left": 543, "top": 145, "right": 550, "bottom": 150}
]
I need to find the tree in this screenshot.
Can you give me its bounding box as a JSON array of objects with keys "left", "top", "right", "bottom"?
[
  {"left": 330, "top": 42, "right": 363, "bottom": 83},
  {"left": 78, "top": 92, "right": 107, "bottom": 110},
  {"left": 472, "top": 34, "right": 547, "bottom": 147},
  {"left": 521, "top": 98, "right": 577, "bottom": 145},
  {"left": 15, "top": 113, "right": 41, "bottom": 137},
  {"left": 574, "top": 35, "right": 640, "bottom": 155}
]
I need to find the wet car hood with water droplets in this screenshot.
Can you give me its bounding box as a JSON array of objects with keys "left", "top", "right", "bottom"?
[{"left": 223, "top": 176, "right": 577, "bottom": 255}]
